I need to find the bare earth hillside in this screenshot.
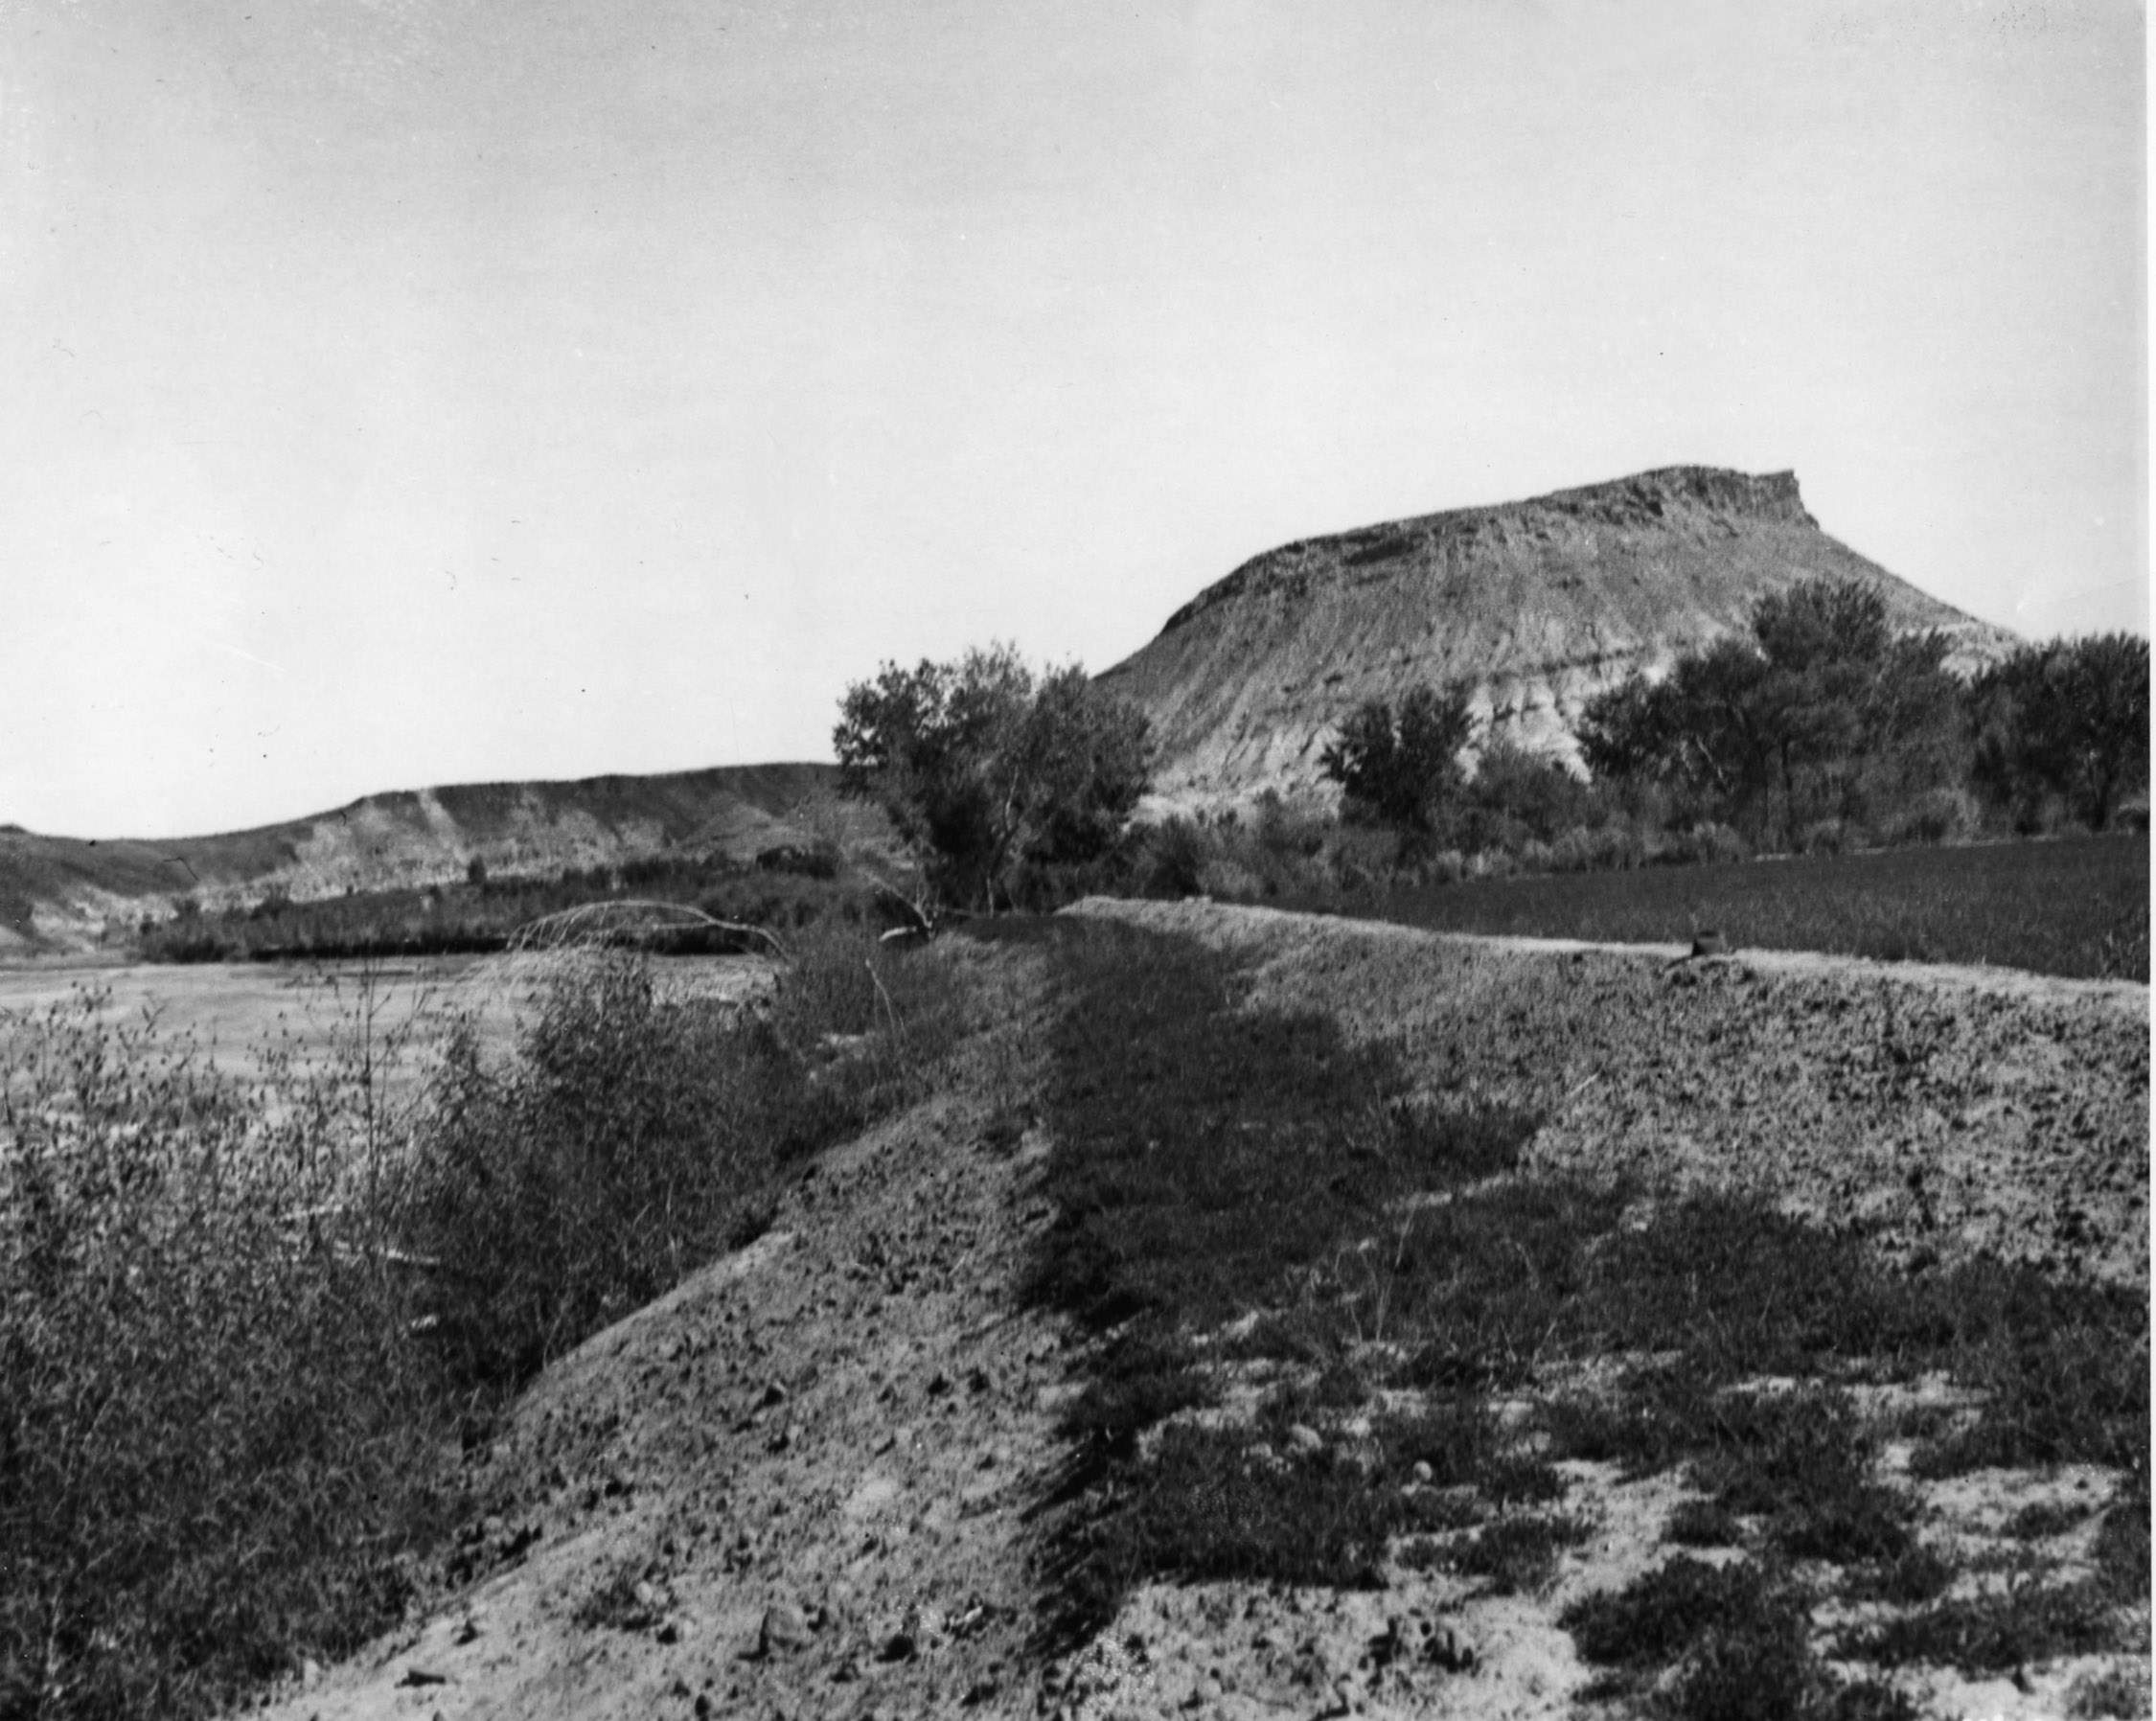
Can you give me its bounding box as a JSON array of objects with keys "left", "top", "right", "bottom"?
[
  {"left": 253, "top": 905, "right": 2145, "bottom": 1721},
  {"left": 0, "top": 763, "right": 871, "bottom": 950},
  {"left": 1097, "top": 468, "right": 2020, "bottom": 812}
]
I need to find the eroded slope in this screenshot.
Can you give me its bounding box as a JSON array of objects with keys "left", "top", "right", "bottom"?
[{"left": 1098, "top": 468, "right": 2018, "bottom": 810}]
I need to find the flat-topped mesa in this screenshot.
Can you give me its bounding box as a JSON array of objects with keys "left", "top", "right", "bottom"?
[
  {"left": 1103, "top": 465, "right": 2019, "bottom": 812},
  {"left": 1164, "top": 467, "right": 1817, "bottom": 633}
]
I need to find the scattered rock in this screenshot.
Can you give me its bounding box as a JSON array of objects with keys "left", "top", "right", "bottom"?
[{"left": 757, "top": 1602, "right": 813, "bottom": 1656}]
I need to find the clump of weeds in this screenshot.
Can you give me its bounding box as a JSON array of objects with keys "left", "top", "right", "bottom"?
[
  {"left": 1666, "top": 1498, "right": 1745, "bottom": 1549},
  {"left": 1832, "top": 1572, "right": 2125, "bottom": 1672},
  {"left": 1415, "top": 1511, "right": 1592, "bottom": 1595}
]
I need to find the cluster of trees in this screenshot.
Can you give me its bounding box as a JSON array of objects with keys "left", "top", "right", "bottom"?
[
  {"left": 1319, "top": 580, "right": 2147, "bottom": 861},
  {"left": 837, "top": 586, "right": 2145, "bottom": 919},
  {"left": 1966, "top": 632, "right": 2150, "bottom": 834},
  {"left": 1574, "top": 580, "right": 1967, "bottom": 849},
  {"left": 834, "top": 644, "right": 1154, "bottom": 911}
]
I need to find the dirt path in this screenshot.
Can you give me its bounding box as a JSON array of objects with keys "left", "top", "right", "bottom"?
[{"left": 251, "top": 907, "right": 2146, "bottom": 1721}]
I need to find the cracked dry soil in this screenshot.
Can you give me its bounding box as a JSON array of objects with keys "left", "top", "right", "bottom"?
[{"left": 256, "top": 903, "right": 2148, "bottom": 1721}]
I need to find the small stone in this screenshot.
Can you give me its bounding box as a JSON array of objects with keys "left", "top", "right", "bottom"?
[
  {"left": 759, "top": 1602, "right": 813, "bottom": 1656},
  {"left": 1411, "top": 1460, "right": 1434, "bottom": 1483},
  {"left": 905, "top": 1604, "right": 944, "bottom": 1646},
  {"left": 1286, "top": 1424, "right": 1324, "bottom": 1456}
]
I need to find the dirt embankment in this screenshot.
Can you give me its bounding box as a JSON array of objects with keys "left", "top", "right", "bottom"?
[
  {"left": 252, "top": 907, "right": 2147, "bottom": 1721},
  {"left": 1075, "top": 902, "right": 2149, "bottom": 1288}
]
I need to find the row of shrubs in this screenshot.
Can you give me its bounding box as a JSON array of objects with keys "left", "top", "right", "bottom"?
[
  {"left": 1003, "top": 768, "right": 2136, "bottom": 914},
  {"left": 0, "top": 924, "right": 963, "bottom": 1719}
]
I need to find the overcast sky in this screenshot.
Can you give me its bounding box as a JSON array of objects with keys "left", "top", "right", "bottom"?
[{"left": 3, "top": 0, "right": 2145, "bottom": 838}]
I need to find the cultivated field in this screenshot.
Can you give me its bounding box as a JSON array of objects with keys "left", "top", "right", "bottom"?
[{"left": 1303, "top": 834, "right": 2150, "bottom": 982}]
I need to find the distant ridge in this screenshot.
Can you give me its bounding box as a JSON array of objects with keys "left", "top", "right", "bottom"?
[
  {"left": 0, "top": 763, "right": 863, "bottom": 950},
  {"left": 1100, "top": 466, "right": 2019, "bottom": 809}
]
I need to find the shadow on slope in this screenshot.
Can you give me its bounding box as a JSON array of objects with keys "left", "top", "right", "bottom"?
[{"left": 1003, "top": 914, "right": 2148, "bottom": 1696}]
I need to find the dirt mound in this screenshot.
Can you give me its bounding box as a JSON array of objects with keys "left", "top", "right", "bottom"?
[{"left": 1098, "top": 467, "right": 2019, "bottom": 811}]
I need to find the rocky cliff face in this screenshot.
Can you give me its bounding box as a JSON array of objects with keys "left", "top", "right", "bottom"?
[{"left": 1098, "top": 467, "right": 2018, "bottom": 811}]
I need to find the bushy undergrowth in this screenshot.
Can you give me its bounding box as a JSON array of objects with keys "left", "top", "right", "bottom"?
[
  {"left": 0, "top": 990, "right": 450, "bottom": 1720},
  {"left": 407, "top": 928, "right": 961, "bottom": 1389},
  {"left": 1832, "top": 1577, "right": 2123, "bottom": 1673},
  {"left": 1, "top": 924, "right": 963, "bottom": 1717}
]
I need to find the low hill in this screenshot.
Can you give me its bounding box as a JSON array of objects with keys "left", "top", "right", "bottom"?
[
  {"left": 1098, "top": 466, "right": 2019, "bottom": 810},
  {"left": 0, "top": 763, "right": 871, "bottom": 949}
]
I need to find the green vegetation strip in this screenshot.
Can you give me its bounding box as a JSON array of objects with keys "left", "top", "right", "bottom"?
[
  {"left": 1296, "top": 834, "right": 2149, "bottom": 981},
  {"left": 140, "top": 850, "right": 860, "bottom": 964},
  {"left": 1015, "top": 917, "right": 2149, "bottom": 1701}
]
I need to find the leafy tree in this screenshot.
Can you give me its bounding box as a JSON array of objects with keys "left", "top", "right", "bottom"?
[
  {"left": 834, "top": 644, "right": 1152, "bottom": 910},
  {"left": 1750, "top": 580, "right": 1961, "bottom": 835},
  {"left": 1577, "top": 577, "right": 1962, "bottom": 846},
  {"left": 1457, "top": 736, "right": 1594, "bottom": 849},
  {"left": 1578, "top": 636, "right": 1778, "bottom": 813},
  {"left": 1319, "top": 682, "right": 1478, "bottom": 838},
  {"left": 1969, "top": 633, "right": 2150, "bottom": 831}
]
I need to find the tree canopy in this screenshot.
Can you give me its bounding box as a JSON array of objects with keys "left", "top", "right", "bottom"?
[
  {"left": 1319, "top": 681, "right": 1479, "bottom": 838},
  {"left": 1968, "top": 633, "right": 2149, "bottom": 832},
  {"left": 833, "top": 644, "right": 1153, "bottom": 909},
  {"left": 1577, "top": 577, "right": 1963, "bottom": 845}
]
